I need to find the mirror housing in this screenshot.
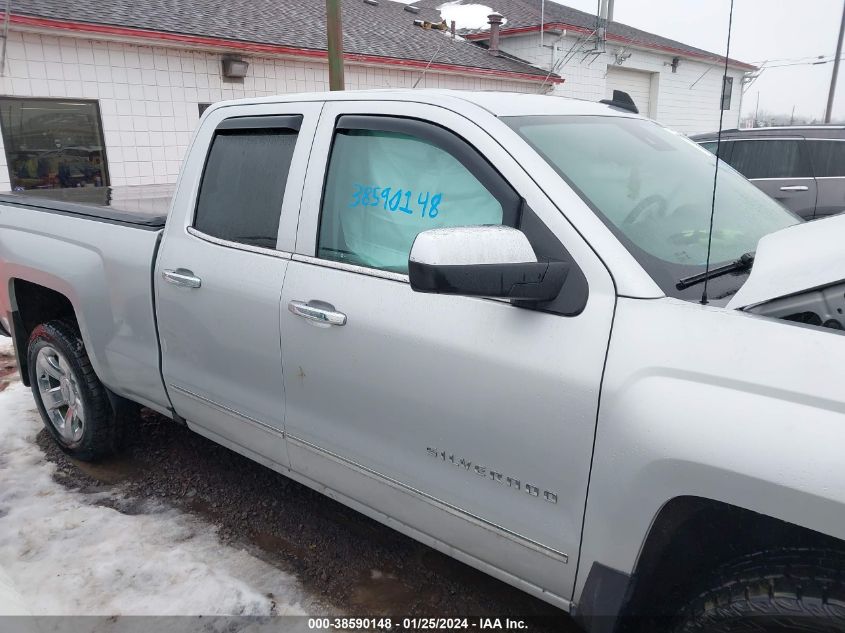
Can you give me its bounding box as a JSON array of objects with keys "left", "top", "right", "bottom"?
[{"left": 408, "top": 226, "right": 568, "bottom": 302}]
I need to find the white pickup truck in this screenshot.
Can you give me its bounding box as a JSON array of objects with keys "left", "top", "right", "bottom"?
[{"left": 1, "top": 90, "right": 844, "bottom": 632}]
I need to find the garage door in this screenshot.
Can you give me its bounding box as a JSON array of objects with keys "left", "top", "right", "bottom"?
[{"left": 606, "top": 66, "right": 652, "bottom": 117}]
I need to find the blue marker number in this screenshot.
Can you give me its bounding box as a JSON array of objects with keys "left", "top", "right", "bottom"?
[{"left": 350, "top": 183, "right": 443, "bottom": 219}]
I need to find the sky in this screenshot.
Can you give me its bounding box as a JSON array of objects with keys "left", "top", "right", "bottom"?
[{"left": 557, "top": 0, "right": 845, "bottom": 121}]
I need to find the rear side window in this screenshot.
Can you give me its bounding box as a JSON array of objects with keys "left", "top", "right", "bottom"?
[
  {"left": 317, "top": 116, "right": 519, "bottom": 274},
  {"left": 194, "top": 126, "right": 298, "bottom": 248},
  {"left": 807, "top": 140, "right": 845, "bottom": 177},
  {"left": 726, "top": 139, "right": 811, "bottom": 179}
]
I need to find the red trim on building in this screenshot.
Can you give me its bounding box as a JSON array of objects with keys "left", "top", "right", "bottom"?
[
  {"left": 464, "top": 23, "right": 756, "bottom": 71},
  {"left": 9, "top": 14, "right": 564, "bottom": 83}
]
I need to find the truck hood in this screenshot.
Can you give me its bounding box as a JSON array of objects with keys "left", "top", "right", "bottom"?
[{"left": 727, "top": 213, "right": 845, "bottom": 310}]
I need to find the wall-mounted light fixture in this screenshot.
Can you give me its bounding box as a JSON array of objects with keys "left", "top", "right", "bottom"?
[
  {"left": 222, "top": 56, "right": 249, "bottom": 79},
  {"left": 670, "top": 56, "right": 680, "bottom": 73}
]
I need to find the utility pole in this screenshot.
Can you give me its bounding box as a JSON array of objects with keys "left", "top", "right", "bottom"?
[
  {"left": 754, "top": 92, "right": 760, "bottom": 127},
  {"left": 326, "top": 0, "right": 345, "bottom": 91},
  {"left": 790, "top": 104, "right": 795, "bottom": 125},
  {"left": 825, "top": 0, "right": 845, "bottom": 122}
]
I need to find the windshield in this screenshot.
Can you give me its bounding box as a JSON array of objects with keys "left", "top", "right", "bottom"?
[{"left": 505, "top": 115, "right": 800, "bottom": 301}]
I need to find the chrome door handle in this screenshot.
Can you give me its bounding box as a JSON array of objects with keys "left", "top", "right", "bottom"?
[
  {"left": 779, "top": 185, "right": 809, "bottom": 192},
  {"left": 162, "top": 268, "right": 202, "bottom": 289},
  {"left": 288, "top": 300, "right": 347, "bottom": 327}
]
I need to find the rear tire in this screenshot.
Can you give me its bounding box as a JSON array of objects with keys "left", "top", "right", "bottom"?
[
  {"left": 675, "top": 548, "right": 845, "bottom": 632},
  {"left": 27, "top": 320, "right": 123, "bottom": 461}
]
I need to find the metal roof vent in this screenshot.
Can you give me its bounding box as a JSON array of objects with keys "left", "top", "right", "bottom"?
[
  {"left": 363, "top": 0, "right": 378, "bottom": 5},
  {"left": 404, "top": 4, "right": 420, "bottom": 13},
  {"left": 487, "top": 12, "right": 504, "bottom": 56}
]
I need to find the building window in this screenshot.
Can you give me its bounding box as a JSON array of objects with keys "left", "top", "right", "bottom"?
[
  {"left": 0, "top": 98, "right": 109, "bottom": 190},
  {"left": 198, "top": 103, "right": 213, "bottom": 117},
  {"left": 721, "top": 76, "right": 733, "bottom": 111}
]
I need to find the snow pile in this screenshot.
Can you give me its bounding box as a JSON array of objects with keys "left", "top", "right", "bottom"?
[
  {"left": 0, "top": 337, "right": 12, "bottom": 356},
  {"left": 0, "top": 382, "right": 314, "bottom": 616},
  {"left": 437, "top": 1, "right": 506, "bottom": 31}
]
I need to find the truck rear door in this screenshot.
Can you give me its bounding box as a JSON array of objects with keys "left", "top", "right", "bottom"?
[{"left": 155, "top": 102, "right": 320, "bottom": 468}]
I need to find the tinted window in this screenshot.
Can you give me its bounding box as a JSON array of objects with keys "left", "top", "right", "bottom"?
[
  {"left": 0, "top": 97, "right": 108, "bottom": 190},
  {"left": 194, "top": 129, "right": 297, "bottom": 248},
  {"left": 318, "top": 121, "right": 517, "bottom": 274},
  {"left": 807, "top": 140, "right": 845, "bottom": 177},
  {"left": 726, "top": 139, "right": 811, "bottom": 179}
]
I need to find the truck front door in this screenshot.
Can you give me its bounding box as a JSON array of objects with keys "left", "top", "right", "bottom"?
[
  {"left": 155, "top": 103, "right": 320, "bottom": 468},
  {"left": 279, "top": 101, "right": 616, "bottom": 604}
]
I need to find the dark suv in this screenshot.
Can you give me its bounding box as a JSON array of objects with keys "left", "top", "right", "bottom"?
[{"left": 691, "top": 126, "right": 845, "bottom": 220}]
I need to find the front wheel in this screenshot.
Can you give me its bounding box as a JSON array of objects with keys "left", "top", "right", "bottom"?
[
  {"left": 27, "top": 320, "right": 123, "bottom": 461},
  {"left": 675, "top": 548, "right": 845, "bottom": 633}
]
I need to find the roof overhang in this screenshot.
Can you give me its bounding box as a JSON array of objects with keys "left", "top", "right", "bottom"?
[
  {"left": 464, "top": 23, "right": 757, "bottom": 71},
  {"left": 8, "top": 13, "right": 563, "bottom": 84}
]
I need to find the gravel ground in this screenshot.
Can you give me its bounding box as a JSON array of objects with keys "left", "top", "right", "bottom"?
[{"left": 4, "top": 340, "right": 577, "bottom": 629}]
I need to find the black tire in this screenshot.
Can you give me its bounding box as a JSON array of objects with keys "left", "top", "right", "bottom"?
[
  {"left": 27, "top": 320, "right": 123, "bottom": 461},
  {"left": 675, "top": 548, "right": 845, "bottom": 633}
]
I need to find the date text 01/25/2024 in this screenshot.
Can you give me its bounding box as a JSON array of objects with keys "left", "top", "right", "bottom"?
[
  {"left": 307, "top": 618, "right": 530, "bottom": 630},
  {"left": 349, "top": 183, "right": 443, "bottom": 218}
]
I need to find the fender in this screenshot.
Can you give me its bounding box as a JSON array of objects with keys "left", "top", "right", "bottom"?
[{"left": 575, "top": 296, "right": 845, "bottom": 610}]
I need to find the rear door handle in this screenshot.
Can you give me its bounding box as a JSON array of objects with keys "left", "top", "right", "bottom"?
[
  {"left": 779, "top": 185, "right": 809, "bottom": 192},
  {"left": 288, "top": 300, "right": 347, "bottom": 327},
  {"left": 162, "top": 268, "right": 202, "bottom": 289}
]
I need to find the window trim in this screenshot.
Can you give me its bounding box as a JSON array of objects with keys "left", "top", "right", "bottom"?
[
  {"left": 216, "top": 114, "right": 302, "bottom": 132},
  {"left": 292, "top": 253, "right": 408, "bottom": 283},
  {"left": 0, "top": 96, "right": 111, "bottom": 190},
  {"left": 190, "top": 114, "right": 302, "bottom": 251},
  {"left": 186, "top": 226, "right": 293, "bottom": 258},
  {"left": 314, "top": 114, "right": 523, "bottom": 274}
]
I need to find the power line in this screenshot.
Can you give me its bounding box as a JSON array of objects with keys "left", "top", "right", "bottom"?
[
  {"left": 750, "top": 54, "right": 830, "bottom": 64},
  {"left": 755, "top": 56, "right": 845, "bottom": 70}
]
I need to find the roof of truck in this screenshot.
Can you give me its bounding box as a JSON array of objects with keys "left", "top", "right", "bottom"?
[{"left": 209, "top": 89, "right": 640, "bottom": 118}]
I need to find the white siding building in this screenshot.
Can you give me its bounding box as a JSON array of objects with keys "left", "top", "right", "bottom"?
[
  {"left": 424, "top": 0, "right": 754, "bottom": 135},
  {"left": 493, "top": 31, "right": 747, "bottom": 134},
  {"left": 0, "top": 0, "right": 752, "bottom": 192},
  {"left": 0, "top": 0, "right": 555, "bottom": 191}
]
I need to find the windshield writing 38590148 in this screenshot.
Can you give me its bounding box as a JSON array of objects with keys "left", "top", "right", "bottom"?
[{"left": 349, "top": 183, "right": 443, "bottom": 218}]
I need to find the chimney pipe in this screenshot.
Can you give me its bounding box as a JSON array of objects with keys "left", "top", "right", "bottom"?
[{"left": 487, "top": 12, "right": 503, "bottom": 56}]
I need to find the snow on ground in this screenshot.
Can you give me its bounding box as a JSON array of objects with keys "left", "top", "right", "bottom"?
[
  {"left": 0, "top": 337, "right": 12, "bottom": 355},
  {"left": 0, "top": 379, "right": 316, "bottom": 616}
]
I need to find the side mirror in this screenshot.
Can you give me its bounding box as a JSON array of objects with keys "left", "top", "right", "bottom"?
[{"left": 408, "top": 226, "right": 569, "bottom": 302}]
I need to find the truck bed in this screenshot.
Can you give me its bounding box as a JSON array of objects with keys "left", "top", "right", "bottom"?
[
  {"left": 0, "top": 188, "right": 171, "bottom": 413},
  {"left": 0, "top": 185, "right": 173, "bottom": 228}
]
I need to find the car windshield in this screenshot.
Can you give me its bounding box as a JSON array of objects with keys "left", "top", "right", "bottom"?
[{"left": 505, "top": 115, "right": 800, "bottom": 301}]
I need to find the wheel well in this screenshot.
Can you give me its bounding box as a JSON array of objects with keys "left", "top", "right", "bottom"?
[
  {"left": 620, "top": 496, "right": 844, "bottom": 624},
  {"left": 10, "top": 279, "right": 78, "bottom": 386}
]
